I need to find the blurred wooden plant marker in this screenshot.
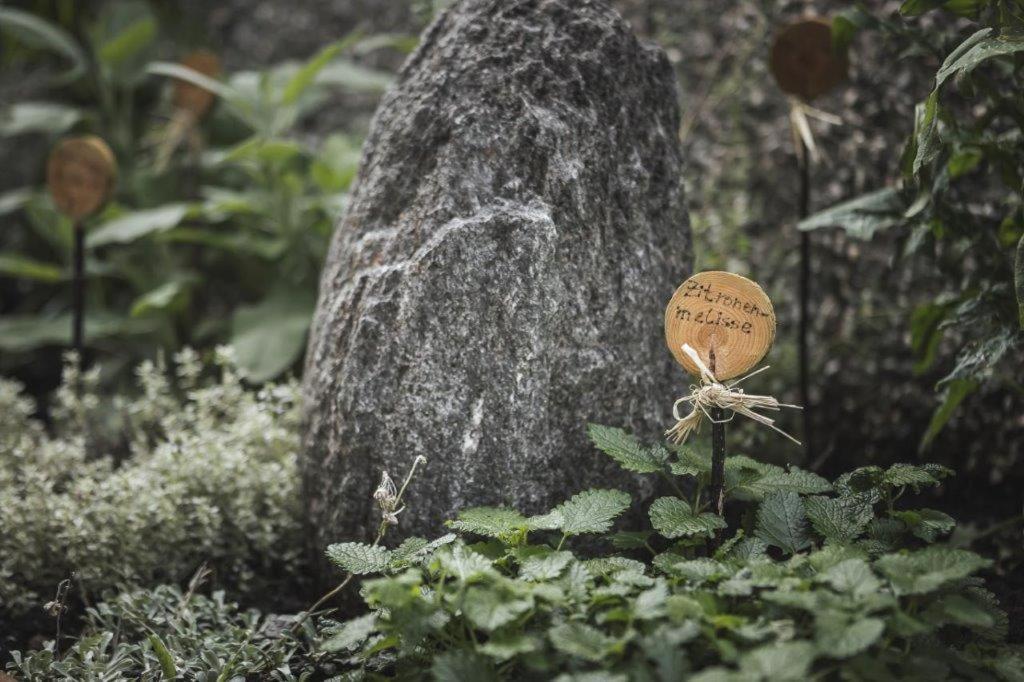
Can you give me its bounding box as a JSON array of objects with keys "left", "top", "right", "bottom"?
[
  {"left": 47, "top": 135, "right": 116, "bottom": 364},
  {"left": 172, "top": 49, "right": 221, "bottom": 119},
  {"left": 769, "top": 17, "right": 848, "bottom": 464},
  {"left": 155, "top": 49, "right": 222, "bottom": 170},
  {"left": 664, "top": 271, "right": 798, "bottom": 518}
]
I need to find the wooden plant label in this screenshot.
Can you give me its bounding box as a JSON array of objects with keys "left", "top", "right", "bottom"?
[
  {"left": 664, "top": 271, "right": 776, "bottom": 381},
  {"left": 47, "top": 136, "right": 116, "bottom": 221},
  {"left": 769, "top": 18, "right": 848, "bottom": 101},
  {"left": 173, "top": 49, "right": 222, "bottom": 117}
]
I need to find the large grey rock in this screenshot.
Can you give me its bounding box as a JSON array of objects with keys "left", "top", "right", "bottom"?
[{"left": 301, "top": 0, "right": 691, "bottom": 549}]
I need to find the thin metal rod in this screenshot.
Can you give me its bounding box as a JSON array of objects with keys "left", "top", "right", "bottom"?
[
  {"left": 709, "top": 348, "right": 726, "bottom": 517},
  {"left": 797, "top": 141, "right": 814, "bottom": 463},
  {"left": 72, "top": 225, "right": 85, "bottom": 362}
]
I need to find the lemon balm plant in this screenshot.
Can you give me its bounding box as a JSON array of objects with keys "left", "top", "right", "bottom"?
[{"left": 314, "top": 425, "right": 1020, "bottom": 680}]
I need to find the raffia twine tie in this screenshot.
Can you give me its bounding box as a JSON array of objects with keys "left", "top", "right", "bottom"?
[{"left": 665, "top": 343, "right": 802, "bottom": 446}]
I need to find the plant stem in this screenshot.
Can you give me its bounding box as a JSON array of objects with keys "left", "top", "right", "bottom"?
[
  {"left": 709, "top": 348, "right": 726, "bottom": 518},
  {"left": 797, "top": 137, "right": 814, "bottom": 463},
  {"left": 289, "top": 456, "right": 428, "bottom": 635}
]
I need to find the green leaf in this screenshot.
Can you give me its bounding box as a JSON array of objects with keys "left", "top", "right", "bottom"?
[
  {"left": 462, "top": 587, "right": 532, "bottom": 631},
  {"left": 390, "top": 533, "right": 456, "bottom": 567},
  {"left": 900, "top": 0, "right": 947, "bottom": 16},
  {"left": 755, "top": 492, "right": 811, "bottom": 555},
  {"left": 553, "top": 489, "right": 630, "bottom": 536},
  {"left": 912, "top": 91, "right": 942, "bottom": 176},
  {"left": 910, "top": 302, "right": 953, "bottom": 374},
  {"left": 438, "top": 544, "right": 493, "bottom": 582},
  {"left": 798, "top": 188, "right": 902, "bottom": 240},
  {"left": 819, "top": 558, "right": 881, "bottom": 597},
  {"left": 322, "top": 612, "right": 377, "bottom": 652},
  {"left": 920, "top": 379, "right": 977, "bottom": 451},
  {"left": 816, "top": 615, "right": 885, "bottom": 658},
  {"left": 449, "top": 507, "right": 527, "bottom": 540},
  {"left": 876, "top": 546, "right": 990, "bottom": 595},
  {"left": 130, "top": 279, "right": 192, "bottom": 317},
  {"left": 738, "top": 641, "right": 815, "bottom": 679},
  {"left": 935, "top": 30, "right": 1024, "bottom": 90},
  {"left": 316, "top": 59, "right": 394, "bottom": 93},
  {"left": 0, "top": 102, "right": 82, "bottom": 137},
  {"left": 0, "top": 187, "right": 33, "bottom": 216},
  {"left": 0, "top": 8, "right": 87, "bottom": 84},
  {"left": 884, "top": 463, "right": 952, "bottom": 489},
  {"left": 548, "top": 622, "right": 615, "bottom": 662},
  {"left": 478, "top": 633, "right": 539, "bottom": 661},
  {"left": 1015, "top": 234, "right": 1024, "bottom": 329},
  {"left": 325, "top": 542, "right": 391, "bottom": 575},
  {"left": 587, "top": 424, "right": 666, "bottom": 473},
  {"left": 804, "top": 495, "right": 874, "bottom": 544},
  {"left": 892, "top": 509, "right": 955, "bottom": 542},
  {"left": 280, "top": 42, "right": 344, "bottom": 106},
  {"left": 929, "top": 593, "right": 996, "bottom": 628},
  {"left": 147, "top": 61, "right": 236, "bottom": 101},
  {"left": 520, "top": 551, "right": 573, "bottom": 581},
  {"left": 230, "top": 288, "right": 315, "bottom": 382},
  {"left": 98, "top": 17, "right": 155, "bottom": 67},
  {"left": 431, "top": 650, "right": 497, "bottom": 682},
  {"left": 747, "top": 466, "right": 832, "bottom": 496},
  {"left": 648, "top": 496, "right": 726, "bottom": 539},
  {"left": 87, "top": 205, "right": 192, "bottom": 248},
  {"left": 147, "top": 634, "right": 177, "bottom": 680},
  {"left": 0, "top": 312, "right": 155, "bottom": 352},
  {"left": 0, "top": 253, "right": 64, "bottom": 282}
]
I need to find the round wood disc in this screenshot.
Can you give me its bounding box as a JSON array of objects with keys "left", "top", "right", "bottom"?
[
  {"left": 47, "top": 136, "right": 116, "bottom": 221},
  {"left": 173, "top": 49, "right": 222, "bottom": 117},
  {"left": 664, "top": 271, "right": 776, "bottom": 381},
  {"left": 769, "top": 18, "right": 848, "bottom": 101}
]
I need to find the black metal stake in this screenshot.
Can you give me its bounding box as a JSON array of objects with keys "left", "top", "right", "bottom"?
[
  {"left": 709, "top": 347, "right": 726, "bottom": 517},
  {"left": 72, "top": 223, "right": 85, "bottom": 387},
  {"left": 797, "top": 140, "right": 814, "bottom": 463}
]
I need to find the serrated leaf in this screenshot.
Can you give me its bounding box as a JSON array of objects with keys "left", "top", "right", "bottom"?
[
  {"left": 438, "top": 544, "right": 494, "bottom": 582},
  {"left": 816, "top": 614, "right": 885, "bottom": 658},
  {"left": 520, "top": 551, "right": 573, "bottom": 581},
  {"left": 805, "top": 495, "right": 874, "bottom": 544},
  {"left": 649, "top": 496, "right": 726, "bottom": 539},
  {"left": 884, "top": 464, "right": 938, "bottom": 487},
  {"left": 739, "top": 641, "right": 816, "bottom": 679},
  {"left": 892, "top": 509, "right": 955, "bottom": 542},
  {"left": 322, "top": 612, "right": 377, "bottom": 652},
  {"left": 747, "top": 466, "right": 832, "bottom": 497},
  {"left": 755, "top": 492, "right": 811, "bottom": 555},
  {"left": 390, "top": 533, "right": 457, "bottom": 567},
  {"left": 876, "top": 547, "right": 990, "bottom": 595},
  {"left": 554, "top": 489, "right": 630, "bottom": 536},
  {"left": 449, "top": 507, "right": 527, "bottom": 539},
  {"left": 325, "top": 542, "right": 391, "bottom": 575},
  {"left": 462, "top": 587, "right": 532, "bottom": 631},
  {"left": 478, "top": 633, "right": 539, "bottom": 661},
  {"left": 820, "top": 558, "right": 881, "bottom": 597},
  {"left": 587, "top": 424, "right": 666, "bottom": 473},
  {"left": 929, "top": 593, "right": 995, "bottom": 628},
  {"left": 548, "top": 622, "right": 615, "bottom": 662}
]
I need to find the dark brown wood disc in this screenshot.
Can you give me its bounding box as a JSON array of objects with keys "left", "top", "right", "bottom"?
[{"left": 770, "top": 18, "right": 848, "bottom": 101}]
